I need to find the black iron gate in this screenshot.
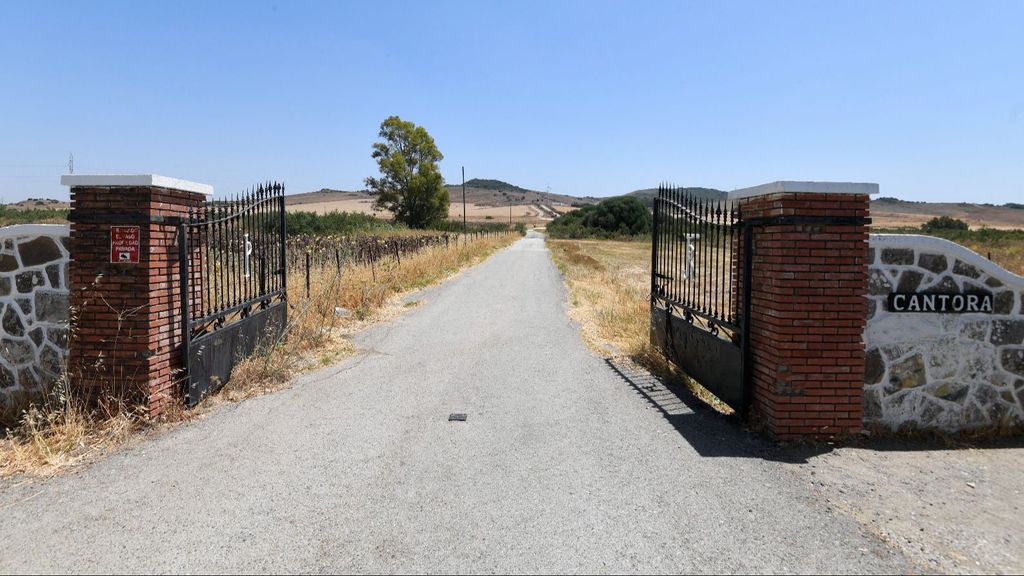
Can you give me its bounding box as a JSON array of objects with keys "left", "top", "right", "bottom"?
[
  {"left": 179, "top": 182, "right": 288, "bottom": 405},
  {"left": 650, "top": 184, "right": 750, "bottom": 412}
]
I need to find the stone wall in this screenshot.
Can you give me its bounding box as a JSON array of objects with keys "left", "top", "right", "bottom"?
[
  {"left": 0, "top": 224, "right": 70, "bottom": 421},
  {"left": 865, "top": 234, "right": 1024, "bottom": 433}
]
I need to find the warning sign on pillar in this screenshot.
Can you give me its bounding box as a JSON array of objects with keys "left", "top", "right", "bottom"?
[{"left": 110, "top": 226, "right": 141, "bottom": 264}]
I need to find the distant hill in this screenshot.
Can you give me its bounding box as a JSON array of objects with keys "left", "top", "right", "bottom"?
[
  {"left": 870, "top": 197, "right": 1024, "bottom": 230},
  {"left": 461, "top": 179, "right": 532, "bottom": 195},
  {"left": 281, "top": 182, "right": 1024, "bottom": 231},
  {"left": 626, "top": 187, "right": 727, "bottom": 208},
  {"left": 443, "top": 179, "right": 601, "bottom": 207},
  {"left": 3, "top": 198, "right": 70, "bottom": 211}
]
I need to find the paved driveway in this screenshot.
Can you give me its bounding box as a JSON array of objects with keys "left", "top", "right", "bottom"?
[{"left": 0, "top": 233, "right": 910, "bottom": 573}]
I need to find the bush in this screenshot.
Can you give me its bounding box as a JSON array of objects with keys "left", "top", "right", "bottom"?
[
  {"left": 921, "top": 216, "right": 969, "bottom": 231},
  {"left": 0, "top": 205, "right": 69, "bottom": 226},
  {"left": 547, "top": 196, "right": 651, "bottom": 239},
  {"left": 283, "top": 210, "right": 400, "bottom": 236},
  {"left": 428, "top": 219, "right": 516, "bottom": 234}
]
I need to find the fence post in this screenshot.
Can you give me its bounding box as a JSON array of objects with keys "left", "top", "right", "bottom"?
[
  {"left": 62, "top": 174, "right": 211, "bottom": 416},
  {"left": 730, "top": 181, "right": 875, "bottom": 440},
  {"left": 305, "top": 252, "right": 311, "bottom": 298},
  {"left": 650, "top": 185, "right": 660, "bottom": 303}
]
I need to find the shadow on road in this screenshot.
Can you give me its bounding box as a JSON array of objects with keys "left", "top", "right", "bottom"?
[
  {"left": 602, "top": 357, "right": 828, "bottom": 463},
  {"left": 604, "top": 357, "right": 1024, "bottom": 461}
]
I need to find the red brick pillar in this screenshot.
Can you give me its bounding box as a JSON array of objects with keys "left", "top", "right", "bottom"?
[
  {"left": 62, "top": 175, "right": 211, "bottom": 417},
  {"left": 731, "top": 181, "right": 876, "bottom": 439}
]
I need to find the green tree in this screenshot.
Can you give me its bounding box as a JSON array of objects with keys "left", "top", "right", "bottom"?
[{"left": 364, "top": 116, "right": 449, "bottom": 228}]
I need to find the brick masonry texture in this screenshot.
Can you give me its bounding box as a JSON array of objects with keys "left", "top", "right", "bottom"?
[
  {"left": 737, "top": 193, "right": 871, "bottom": 439},
  {"left": 0, "top": 225, "right": 71, "bottom": 423},
  {"left": 69, "top": 186, "right": 205, "bottom": 417},
  {"left": 865, "top": 235, "right": 1024, "bottom": 433}
]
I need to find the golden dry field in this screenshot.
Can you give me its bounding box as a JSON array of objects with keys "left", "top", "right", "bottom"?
[{"left": 871, "top": 200, "right": 1024, "bottom": 230}]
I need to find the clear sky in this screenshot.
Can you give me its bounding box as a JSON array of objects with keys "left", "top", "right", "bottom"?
[{"left": 1, "top": 0, "right": 1022, "bottom": 204}]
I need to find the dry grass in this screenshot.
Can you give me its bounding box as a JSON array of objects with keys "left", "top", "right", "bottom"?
[
  {"left": 0, "top": 381, "right": 145, "bottom": 477},
  {"left": 874, "top": 227, "right": 1024, "bottom": 277},
  {"left": 953, "top": 237, "right": 1024, "bottom": 277},
  {"left": 548, "top": 239, "right": 733, "bottom": 414},
  {"left": 0, "top": 232, "right": 519, "bottom": 478}
]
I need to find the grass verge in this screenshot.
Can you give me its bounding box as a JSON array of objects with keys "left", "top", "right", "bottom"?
[
  {"left": 547, "top": 238, "right": 734, "bottom": 414},
  {"left": 0, "top": 232, "right": 519, "bottom": 478}
]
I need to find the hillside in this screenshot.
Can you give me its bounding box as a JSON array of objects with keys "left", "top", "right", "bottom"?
[
  {"left": 870, "top": 197, "right": 1024, "bottom": 230},
  {"left": 444, "top": 179, "right": 601, "bottom": 207},
  {"left": 623, "top": 189, "right": 1024, "bottom": 230},
  {"left": 2, "top": 185, "right": 1022, "bottom": 231},
  {"left": 284, "top": 184, "right": 1024, "bottom": 230},
  {"left": 284, "top": 180, "right": 604, "bottom": 224},
  {"left": 4, "top": 198, "right": 70, "bottom": 211},
  {"left": 626, "top": 187, "right": 727, "bottom": 207}
]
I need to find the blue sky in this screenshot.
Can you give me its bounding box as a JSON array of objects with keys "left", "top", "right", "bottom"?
[{"left": 1, "top": 0, "right": 1022, "bottom": 203}]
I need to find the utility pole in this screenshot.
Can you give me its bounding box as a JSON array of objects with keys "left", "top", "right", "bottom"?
[
  {"left": 462, "top": 166, "right": 467, "bottom": 234},
  {"left": 509, "top": 197, "right": 512, "bottom": 226}
]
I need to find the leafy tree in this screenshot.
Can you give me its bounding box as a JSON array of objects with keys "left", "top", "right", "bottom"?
[
  {"left": 921, "top": 216, "right": 969, "bottom": 231},
  {"left": 365, "top": 116, "right": 449, "bottom": 228}
]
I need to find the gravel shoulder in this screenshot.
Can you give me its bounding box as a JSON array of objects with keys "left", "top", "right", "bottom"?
[{"left": 791, "top": 439, "right": 1023, "bottom": 574}]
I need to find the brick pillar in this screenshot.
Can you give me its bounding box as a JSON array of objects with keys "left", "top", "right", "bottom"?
[
  {"left": 731, "top": 181, "right": 876, "bottom": 440},
  {"left": 62, "top": 175, "right": 211, "bottom": 416}
]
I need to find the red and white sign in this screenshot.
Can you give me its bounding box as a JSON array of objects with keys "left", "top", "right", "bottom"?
[{"left": 110, "top": 226, "right": 141, "bottom": 264}]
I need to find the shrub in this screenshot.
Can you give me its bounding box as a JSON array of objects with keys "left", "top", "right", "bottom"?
[
  {"left": 547, "top": 196, "right": 651, "bottom": 239},
  {"left": 921, "top": 216, "right": 969, "bottom": 231},
  {"left": 0, "top": 205, "right": 69, "bottom": 225},
  {"left": 283, "top": 210, "right": 400, "bottom": 236}
]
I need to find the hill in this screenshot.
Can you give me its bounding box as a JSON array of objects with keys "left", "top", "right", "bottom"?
[
  {"left": 626, "top": 187, "right": 727, "bottom": 208},
  {"left": 623, "top": 189, "right": 1024, "bottom": 230},
  {"left": 279, "top": 182, "right": 1024, "bottom": 230},
  {"left": 870, "top": 197, "right": 1024, "bottom": 230},
  {"left": 444, "top": 179, "right": 601, "bottom": 208},
  {"left": 4, "top": 198, "right": 70, "bottom": 211},
  {"left": 284, "top": 180, "right": 603, "bottom": 224}
]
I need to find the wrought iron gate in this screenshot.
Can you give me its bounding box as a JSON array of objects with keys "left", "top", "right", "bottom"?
[
  {"left": 650, "top": 184, "right": 750, "bottom": 412},
  {"left": 179, "top": 182, "right": 288, "bottom": 405}
]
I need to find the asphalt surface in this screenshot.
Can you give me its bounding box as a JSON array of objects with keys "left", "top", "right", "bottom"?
[{"left": 0, "top": 232, "right": 911, "bottom": 574}]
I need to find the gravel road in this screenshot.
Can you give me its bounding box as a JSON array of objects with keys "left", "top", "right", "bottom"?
[{"left": 0, "top": 232, "right": 911, "bottom": 574}]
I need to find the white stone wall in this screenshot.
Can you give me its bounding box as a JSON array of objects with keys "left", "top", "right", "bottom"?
[
  {"left": 0, "top": 224, "right": 70, "bottom": 422},
  {"left": 865, "top": 234, "right": 1024, "bottom": 433}
]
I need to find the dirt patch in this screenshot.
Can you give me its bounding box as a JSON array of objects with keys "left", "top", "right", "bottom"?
[{"left": 792, "top": 440, "right": 1023, "bottom": 574}]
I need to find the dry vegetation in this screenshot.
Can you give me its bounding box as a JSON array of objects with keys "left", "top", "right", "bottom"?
[
  {"left": 549, "top": 231, "right": 1023, "bottom": 420},
  {"left": 0, "top": 232, "right": 519, "bottom": 478},
  {"left": 548, "top": 239, "right": 733, "bottom": 413},
  {"left": 286, "top": 196, "right": 548, "bottom": 222},
  {"left": 285, "top": 189, "right": 570, "bottom": 225},
  {"left": 871, "top": 200, "right": 1024, "bottom": 230}
]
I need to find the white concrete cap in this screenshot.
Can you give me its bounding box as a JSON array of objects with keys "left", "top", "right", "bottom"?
[
  {"left": 728, "top": 181, "right": 878, "bottom": 201},
  {"left": 60, "top": 174, "right": 213, "bottom": 195}
]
